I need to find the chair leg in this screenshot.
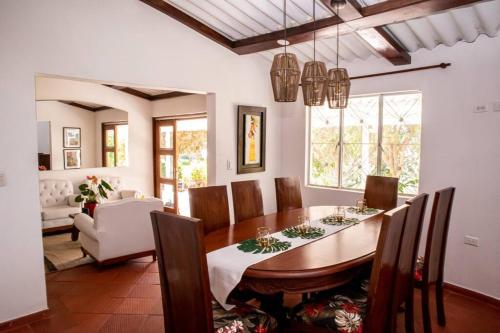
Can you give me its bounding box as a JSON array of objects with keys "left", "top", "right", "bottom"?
[
  {"left": 436, "top": 282, "right": 446, "bottom": 326},
  {"left": 404, "top": 295, "right": 415, "bottom": 333},
  {"left": 152, "top": 253, "right": 157, "bottom": 262},
  {"left": 421, "top": 284, "right": 432, "bottom": 333}
]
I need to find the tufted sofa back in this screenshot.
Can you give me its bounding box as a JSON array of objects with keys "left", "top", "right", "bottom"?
[{"left": 39, "top": 179, "right": 74, "bottom": 208}]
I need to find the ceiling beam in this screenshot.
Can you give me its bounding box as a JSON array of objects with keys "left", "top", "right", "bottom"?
[
  {"left": 139, "top": 0, "right": 234, "bottom": 50},
  {"left": 104, "top": 85, "right": 152, "bottom": 100},
  {"left": 232, "top": 0, "right": 486, "bottom": 55},
  {"left": 321, "top": 0, "right": 411, "bottom": 65},
  {"left": 59, "top": 101, "right": 96, "bottom": 112},
  {"left": 151, "top": 91, "right": 193, "bottom": 101}
]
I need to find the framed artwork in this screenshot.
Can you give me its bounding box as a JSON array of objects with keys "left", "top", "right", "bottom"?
[
  {"left": 63, "top": 149, "right": 81, "bottom": 169},
  {"left": 63, "top": 127, "right": 81, "bottom": 148},
  {"left": 237, "top": 105, "right": 266, "bottom": 174}
]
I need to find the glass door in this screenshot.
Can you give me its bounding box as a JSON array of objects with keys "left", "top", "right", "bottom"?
[{"left": 154, "top": 120, "right": 177, "bottom": 213}]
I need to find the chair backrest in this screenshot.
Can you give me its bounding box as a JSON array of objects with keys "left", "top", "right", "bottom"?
[
  {"left": 364, "top": 175, "right": 399, "bottom": 211},
  {"left": 365, "top": 204, "right": 409, "bottom": 333},
  {"left": 275, "top": 177, "right": 303, "bottom": 212},
  {"left": 93, "top": 198, "right": 163, "bottom": 255},
  {"left": 39, "top": 179, "right": 74, "bottom": 208},
  {"left": 150, "top": 211, "right": 214, "bottom": 333},
  {"left": 189, "top": 185, "right": 230, "bottom": 235},
  {"left": 391, "top": 193, "right": 429, "bottom": 322},
  {"left": 424, "top": 187, "right": 455, "bottom": 284},
  {"left": 231, "top": 180, "right": 264, "bottom": 223}
]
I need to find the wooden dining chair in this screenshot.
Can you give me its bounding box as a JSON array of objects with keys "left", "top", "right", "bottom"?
[
  {"left": 364, "top": 175, "right": 399, "bottom": 211},
  {"left": 150, "top": 211, "right": 277, "bottom": 333},
  {"left": 189, "top": 185, "right": 230, "bottom": 235},
  {"left": 390, "top": 193, "right": 429, "bottom": 333},
  {"left": 294, "top": 204, "right": 409, "bottom": 333},
  {"left": 275, "top": 177, "right": 303, "bottom": 212},
  {"left": 231, "top": 180, "right": 264, "bottom": 223},
  {"left": 418, "top": 187, "right": 456, "bottom": 333}
]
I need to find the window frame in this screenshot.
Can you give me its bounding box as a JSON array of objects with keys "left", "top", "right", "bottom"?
[
  {"left": 306, "top": 90, "right": 422, "bottom": 196},
  {"left": 101, "top": 121, "right": 128, "bottom": 167}
]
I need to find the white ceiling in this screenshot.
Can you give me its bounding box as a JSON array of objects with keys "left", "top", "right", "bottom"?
[{"left": 162, "top": 0, "right": 500, "bottom": 66}]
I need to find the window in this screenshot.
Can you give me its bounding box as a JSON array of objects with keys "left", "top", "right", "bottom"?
[
  {"left": 308, "top": 91, "right": 422, "bottom": 195},
  {"left": 102, "top": 122, "right": 128, "bottom": 167}
]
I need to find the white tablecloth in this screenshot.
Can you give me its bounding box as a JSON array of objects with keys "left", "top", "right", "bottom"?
[{"left": 206, "top": 208, "right": 381, "bottom": 310}]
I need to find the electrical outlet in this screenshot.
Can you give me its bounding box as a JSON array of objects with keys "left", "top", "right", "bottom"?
[
  {"left": 464, "top": 235, "right": 479, "bottom": 247},
  {"left": 0, "top": 172, "right": 5, "bottom": 187},
  {"left": 473, "top": 105, "right": 489, "bottom": 113}
]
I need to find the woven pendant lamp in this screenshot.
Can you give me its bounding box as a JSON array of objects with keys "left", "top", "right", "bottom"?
[
  {"left": 270, "top": 0, "right": 301, "bottom": 102},
  {"left": 301, "top": 0, "right": 328, "bottom": 106},
  {"left": 327, "top": 1, "right": 351, "bottom": 109}
]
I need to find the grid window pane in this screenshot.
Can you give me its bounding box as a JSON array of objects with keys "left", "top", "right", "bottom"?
[
  {"left": 106, "top": 152, "right": 115, "bottom": 167},
  {"left": 116, "top": 125, "right": 128, "bottom": 167},
  {"left": 160, "top": 155, "right": 174, "bottom": 179},
  {"left": 343, "top": 96, "right": 379, "bottom": 144},
  {"left": 342, "top": 143, "right": 378, "bottom": 191},
  {"left": 160, "top": 183, "right": 175, "bottom": 208},
  {"left": 105, "top": 129, "right": 114, "bottom": 147},
  {"left": 160, "top": 126, "right": 174, "bottom": 149},
  {"left": 309, "top": 106, "right": 340, "bottom": 187}
]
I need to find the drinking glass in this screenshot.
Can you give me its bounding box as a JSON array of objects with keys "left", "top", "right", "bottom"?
[
  {"left": 356, "top": 199, "right": 367, "bottom": 212},
  {"left": 256, "top": 227, "right": 271, "bottom": 247},
  {"left": 334, "top": 206, "right": 346, "bottom": 222},
  {"left": 297, "top": 215, "right": 311, "bottom": 234}
]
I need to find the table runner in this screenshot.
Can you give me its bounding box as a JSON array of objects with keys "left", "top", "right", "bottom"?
[{"left": 207, "top": 208, "right": 381, "bottom": 310}]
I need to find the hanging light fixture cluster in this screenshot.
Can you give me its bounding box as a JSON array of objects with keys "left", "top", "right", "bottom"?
[{"left": 270, "top": 0, "right": 350, "bottom": 109}]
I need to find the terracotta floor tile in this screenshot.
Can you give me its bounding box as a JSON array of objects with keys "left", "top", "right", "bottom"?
[
  {"left": 146, "top": 263, "right": 159, "bottom": 273},
  {"left": 63, "top": 314, "right": 111, "bottom": 333},
  {"left": 112, "top": 271, "right": 144, "bottom": 284},
  {"left": 113, "top": 298, "right": 156, "bottom": 315},
  {"left": 127, "top": 284, "right": 161, "bottom": 298},
  {"left": 150, "top": 299, "right": 164, "bottom": 315},
  {"left": 97, "top": 315, "right": 147, "bottom": 333},
  {"left": 1, "top": 326, "right": 34, "bottom": 333},
  {"left": 138, "top": 315, "right": 164, "bottom": 333},
  {"left": 137, "top": 273, "right": 160, "bottom": 285}
]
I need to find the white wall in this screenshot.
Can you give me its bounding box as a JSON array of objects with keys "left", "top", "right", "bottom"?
[
  {"left": 37, "top": 101, "right": 97, "bottom": 169},
  {"left": 36, "top": 77, "right": 152, "bottom": 196},
  {"left": 0, "top": 0, "right": 281, "bottom": 323},
  {"left": 281, "top": 35, "right": 500, "bottom": 300},
  {"left": 36, "top": 121, "right": 50, "bottom": 154},
  {"left": 152, "top": 93, "right": 207, "bottom": 117}
]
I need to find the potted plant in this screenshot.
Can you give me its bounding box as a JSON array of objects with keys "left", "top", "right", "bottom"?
[{"left": 75, "top": 176, "right": 114, "bottom": 217}]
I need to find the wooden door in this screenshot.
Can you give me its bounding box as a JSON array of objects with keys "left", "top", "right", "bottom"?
[{"left": 154, "top": 120, "right": 177, "bottom": 213}]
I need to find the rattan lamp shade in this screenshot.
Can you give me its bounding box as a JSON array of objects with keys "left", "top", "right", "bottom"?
[
  {"left": 301, "top": 61, "right": 328, "bottom": 106},
  {"left": 270, "top": 53, "right": 301, "bottom": 102},
  {"left": 327, "top": 68, "right": 351, "bottom": 109}
]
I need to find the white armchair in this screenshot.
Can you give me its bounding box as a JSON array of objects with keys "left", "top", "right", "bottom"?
[
  {"left": 74, "top": 198, "right": 163, "bottom": 264},
  {"left": 39, "top": 179, "right": 81, "bottom": 232}
]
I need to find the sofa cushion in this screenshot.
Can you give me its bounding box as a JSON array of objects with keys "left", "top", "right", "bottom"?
[{"left": 42, "top": 206, "right": 81, "bottom": 220}]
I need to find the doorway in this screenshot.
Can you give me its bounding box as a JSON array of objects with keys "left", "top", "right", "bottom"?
[{"left": 153, "top": 116, "right": 208, "bottom": 215}]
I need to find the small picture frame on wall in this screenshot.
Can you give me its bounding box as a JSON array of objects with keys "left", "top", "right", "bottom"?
[
  {"left": 64, "top": 149, "right": 81, "bottom": 169},
  {"left": 237, "top": 105, "right": 266, "bottom": 174},
  {"left": 63, "top": 127, "right": 81, "bottom": 148}
]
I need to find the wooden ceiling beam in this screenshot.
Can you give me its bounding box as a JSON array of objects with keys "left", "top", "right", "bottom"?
[
  {"left": 232, "top": 0, "right": 486, "bottom": 55},
  {"left": 321, "top": 0, "right": 411, "bottom": 65},
  {"left": 104, "top": 85, "right": 152, "bottom": 100},
  {"left": 59, "top": 101, "right": 96, "bottom": 111},
  {"left": 151, "top": 91, "right": 193, "bottom": 101},
  {"left": 139, "top": 0, "right": 234, "bottom": 50}
]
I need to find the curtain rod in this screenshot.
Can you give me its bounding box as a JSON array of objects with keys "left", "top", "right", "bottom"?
[{"left": 351, "top": 63, "right": 451, "bottom": 80}]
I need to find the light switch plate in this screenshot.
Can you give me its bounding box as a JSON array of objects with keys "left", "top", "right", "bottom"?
[
  {"left": 493, "top": 102, "right": 500, "bottom": 112},
  {"left": 226, "top": 160, "right": 232, "bottom": 170},
  {"left": 473, "top": 105, "right": 489, "bottom": 113}
]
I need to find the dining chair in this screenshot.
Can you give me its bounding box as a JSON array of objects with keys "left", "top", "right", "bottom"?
[
  {"left": 390, "top": 193, "right": 429, "bottom": 333},
  {"left": 275, "top": 177, "right": 303, "bottom": 212},
  {"left": 417, "top": 187, "right": 456, "bottom": 333},
  {"left": 150, "top": 211, "right": 277, "bottom": 333},
  {"left": 364, "top": 175, "right": 399, "bottom": 211},
  {"left": 231, "top": 180, "right": 264, "bottom": 223},
  {"left": 188, "top": 185, "right": 230, "bottom": 235},
  {"left": 294, "top": 204, "right": 409, "bottom": 333}
]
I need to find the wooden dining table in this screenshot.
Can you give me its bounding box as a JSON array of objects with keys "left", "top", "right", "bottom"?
[{"left": 205, "top": 206, "right": 383, "bottom": 296}]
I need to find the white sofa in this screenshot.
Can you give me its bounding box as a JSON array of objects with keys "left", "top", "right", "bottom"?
[
  {"left": 74, "top": 198, "right": 163, "bottom": 264},
  {"left": 39, "top": 179, "right": 81, "bottom": 232},
  {"left": 99, "top": 176, "right": 138, "bottom": 202}
]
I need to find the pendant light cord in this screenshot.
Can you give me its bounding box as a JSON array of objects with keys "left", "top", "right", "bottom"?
[
  {"left": 284, "top": 0, "right": 287, "bottom": 55},
  {"left": 336, "top": 2, "right": 339, "bottom": 69},
  {"left": 313, "top": 0, "right": 316, "bottom": 62}
]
